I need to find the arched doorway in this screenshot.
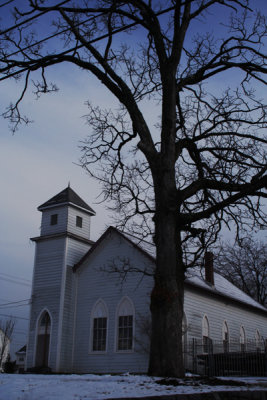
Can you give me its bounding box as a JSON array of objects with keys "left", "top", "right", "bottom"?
[{"left": 35, "top": 311, "right": 51, "bottom": 367}]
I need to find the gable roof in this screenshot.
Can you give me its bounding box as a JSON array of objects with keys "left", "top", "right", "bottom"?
[
  {"left": 38, "top": 186, "right": 95, "bottom": 215},
  {"left": 73, "top": 226, "right": 154, "bottom": 272},
  {"left": 73, "top": 225, "right": 267, "bottom": 314},
  {"left": 186, "top": 268, "right": 267, "bottom": 313}
]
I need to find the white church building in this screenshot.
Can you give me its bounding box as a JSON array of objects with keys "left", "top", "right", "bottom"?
[{"left": 26, "top": 187, "right": 267, "bottom": 374}]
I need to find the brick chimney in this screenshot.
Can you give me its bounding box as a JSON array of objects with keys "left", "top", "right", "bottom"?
[{"left": 204, "top": 251, "right": 214, "bottom": 285}]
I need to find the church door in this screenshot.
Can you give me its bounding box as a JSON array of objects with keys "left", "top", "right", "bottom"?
[{"left": 35, "top": 311, "right": 51, "bottom": 367}]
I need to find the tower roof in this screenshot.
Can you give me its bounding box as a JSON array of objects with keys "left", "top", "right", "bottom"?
[{"left": 38, "top": 186, "right": 96, "bottom": 215}]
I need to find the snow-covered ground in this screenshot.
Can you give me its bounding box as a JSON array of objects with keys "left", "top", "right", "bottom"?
[{"left": 1, "top": 373, "right": 267, "bottom": 400}]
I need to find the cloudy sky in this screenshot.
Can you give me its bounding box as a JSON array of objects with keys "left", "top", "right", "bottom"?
[
  {"left": 0, "top": 0, "right": 266, "bottom": 357},
  {"left": 0, "top": 63, "right": 116, "bottom": 354}
]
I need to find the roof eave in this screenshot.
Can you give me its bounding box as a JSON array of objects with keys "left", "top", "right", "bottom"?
[
  {"left": 73, "top": 226, "right": 155, "bottom": 272},
  {"left": 38, "top": 202, "right": 96, "bottom": 215},
  {"left": 31, "top": 232, "right": 95, "bottom": 246},
  {"left": 72, "top": 225, "right": 267, "bottom": 315},
  {"left": 185, "top": 279, "right": 267, "bottom": 316}
]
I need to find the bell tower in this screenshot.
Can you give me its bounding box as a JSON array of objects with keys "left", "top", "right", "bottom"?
[{"left": 26, "top": 186, "right": 95, "bottom": 372}]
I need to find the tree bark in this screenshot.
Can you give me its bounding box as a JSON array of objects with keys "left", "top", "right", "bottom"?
[
  {"left": 148, "top": 189, "right": 185, "bottom": 377},
  {"left": 147, "top": 65, "right": 185, "bottom": 376}
]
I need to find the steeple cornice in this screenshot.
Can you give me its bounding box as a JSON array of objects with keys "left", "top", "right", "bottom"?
[{"left": 31, "top": 231, "right": 95, "bottom": 246}]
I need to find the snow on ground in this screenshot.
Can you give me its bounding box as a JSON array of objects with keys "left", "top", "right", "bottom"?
[{"left": 1, "top": 373, "right": 267, "bottom": 400}]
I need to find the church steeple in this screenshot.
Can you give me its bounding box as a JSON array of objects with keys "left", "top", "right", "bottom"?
[
  {"left": 36, "top": 187, "right": 95, "bottom": 241},
  {"left": 27, "top": 186, "right": 95, "bottom": 372},
  {"left": 38, "top": 186, "right": 95, "bottom": 215}
]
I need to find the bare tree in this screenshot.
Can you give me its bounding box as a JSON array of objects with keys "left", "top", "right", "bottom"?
[
  {"left": 0, "top": 320, "right": 15, "bottom": 371},
  {"left": 0, "top": 1, "right": 267, "bottom": 377},
  {"left": 217, "top": 238, "right": 267, "bottom": 307}
]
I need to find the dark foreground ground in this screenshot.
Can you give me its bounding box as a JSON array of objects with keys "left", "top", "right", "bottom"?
[
  {"left": 107, "top": 376, "right": 267, "bottom": 400},
  {"left": 108, "top": 391, "right": 267, "bottom": 400}
]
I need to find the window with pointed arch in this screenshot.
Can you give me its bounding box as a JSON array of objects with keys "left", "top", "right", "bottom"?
[
  {"left": 202, "top": 315, "right": 212, "bottom": 353},
  {"left": 117, "top": 297, "right": 134, "bottom": 351},
  {"left": 240, "top": 326, "right": 246, "bottom": 352},
  {"left": 91, "top": 300, "right": 108, "bottom": 352},
  {"left": 222, "top": 321, "right": 229, "bottom": 353},
  {"left": 255, "top": 329, "right": 261, "bottom": 351}
]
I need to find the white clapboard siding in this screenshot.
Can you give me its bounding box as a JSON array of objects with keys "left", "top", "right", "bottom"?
[
  {"left": 66, "top": 238, "right": 92, "bottom": 266},
  {"left": 184, "top": 287, "right": 267, "bottom": 343},
  {"left": 27, "top": 237, "right": 67, "bottom": 371},
  {"left": 58, "top": 265, "right": 75, "bottom": 371},
  {"left": 71, "top": 229, "right": 267, "bottom": 374},
  {"left": 58, "top": 237, "right": 92, "bottom": 371},
  {"left": 40, "top": 205, "right": 92, "bottom": 240},
  {"left": 67, "top": 206, "right": 92, "bottom": 240},
  {"left": 27, "top": 194, "right": 94, "bottom": 372},
  {"left": 73, "top": 230, "right": 153, "bottom": 374},
  {"left": 40, "top": 207, "right": 68, "bottom": 236},
  {"left": 27, "top": 197, "right": 267, "bottom": 374}
]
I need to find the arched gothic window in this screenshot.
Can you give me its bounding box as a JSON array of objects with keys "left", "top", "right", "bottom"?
[
  {"left": 91, "top": 300, "right": 108, "bottom": 352},
  {"left": 202, "top": 315, "right": 211, "bottom": 353},
  {"left": 35, "top": 310, "right": 51, "bottom": 367},
  {"left": 117, "top": 297, "right": 134, "bottom": 351},
  {"left": 255, "top": 329, "right": 261, "bottom": 351},
  {"left": 222, "top": 321, "right": 229, "bottom": 353},
  {"left": 240, "top": 326, "right": 246, "bottom": 352}
]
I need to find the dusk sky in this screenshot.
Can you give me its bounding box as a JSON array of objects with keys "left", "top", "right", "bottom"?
[
  {"left": 0, "top": 64, "right": 115, "bottom": 355},
  {"left": 0, "top": 0, "right": 266, "bottom": 357}
]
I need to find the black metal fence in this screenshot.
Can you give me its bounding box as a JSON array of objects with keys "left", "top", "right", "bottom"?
[{"left": 184, "top": 339, "right": 267, "bottom": 377}]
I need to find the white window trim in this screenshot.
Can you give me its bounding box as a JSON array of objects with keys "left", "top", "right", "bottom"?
[
  {"left": 222, "top": 320, "right": 230, "bottom": 351},
  {"left": 76, "top": 215, "right": 83, "bottom": 228},
  {"left": 255, "top": 329, "right": 261, "bottom": 342},
  {"left": 202, "top": 314, "right": 209, "bottom": 338},
  {"left": 115, "top": 296, "right": 135, "bottom": 353},
  {"left": 255, "top": 329, "right": 261, "bottom": 350},
  {"left": 222, "top": 320, "right": 229, "bottom": 337},
  {"left": 89, "top": 299, "right": 108, "bottom": 354},
  {"left": 202, "top": 314, "right": 211, "bottom": 353},
  {"left": 240, "top": 325, "right": 246, "bottom": 343}
]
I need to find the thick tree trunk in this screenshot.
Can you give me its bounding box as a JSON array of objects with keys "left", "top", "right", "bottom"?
[
  {"left": 148, "top": 206, "right": 185, "bottom": 377},
  {"left": 147, "top": 66, "right": 184, "bottom": 377}
]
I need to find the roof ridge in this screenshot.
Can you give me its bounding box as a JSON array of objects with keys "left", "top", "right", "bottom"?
[
  {"left": 38, "top": 187, "right": 96, "bottom": 215},
  {"left": 118, "top": 229, "right": 155, "bottom": 246}
]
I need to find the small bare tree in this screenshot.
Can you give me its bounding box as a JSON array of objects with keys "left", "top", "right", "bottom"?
[
  {"left": 0, "top": 320, "right": 15, "bottom": 371},
  {"left": 217, "top": 238, "right": 267, "bottom": 307}
]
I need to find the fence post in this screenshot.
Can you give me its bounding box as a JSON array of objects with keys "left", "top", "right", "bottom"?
[
  {"left": 192, "top": 338, "right": 197, "bottom": 374},
  {"left": 207, "top": 340, "right": 214, "bottom": 377}
]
